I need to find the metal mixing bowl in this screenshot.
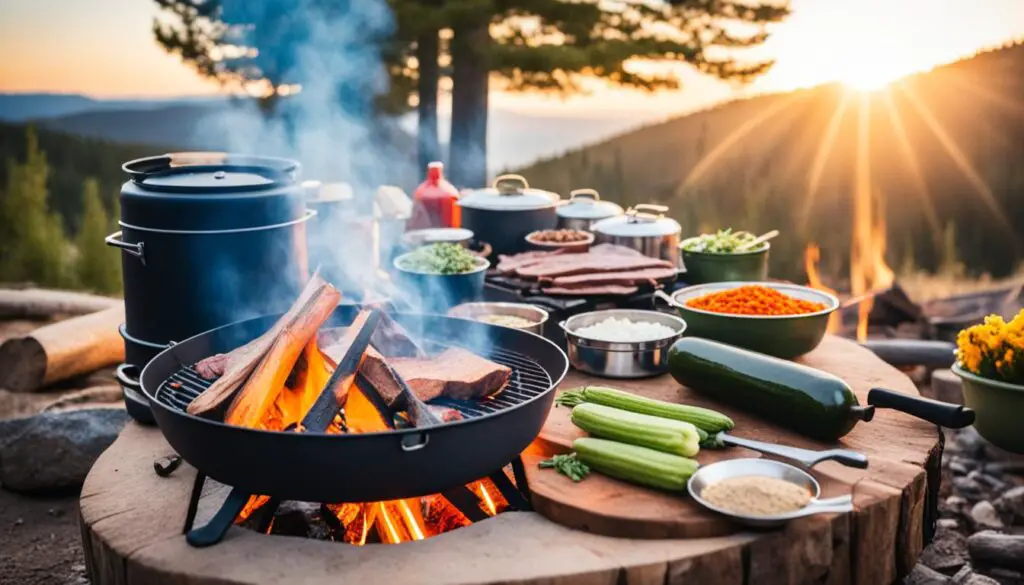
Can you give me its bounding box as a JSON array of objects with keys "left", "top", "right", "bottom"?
[
  {"left": 447, "top": 302, "right": 550, "bottom": 336},
  {"left": 559, "top": 309, "right": 686, "bottom": 378}
]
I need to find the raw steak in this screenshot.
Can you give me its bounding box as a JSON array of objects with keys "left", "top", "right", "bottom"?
[
  {"left": 542, "top": 284, "right": 639, "bottom": 296},
  {"left": 517, "top": 254, "right": 673, "bottom": 279}
]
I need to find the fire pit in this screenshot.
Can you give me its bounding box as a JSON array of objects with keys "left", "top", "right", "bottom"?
[{"left": 82, "top": 334, "right": 943, "bottom": 585}]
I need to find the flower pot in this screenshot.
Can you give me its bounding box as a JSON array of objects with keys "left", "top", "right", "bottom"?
[{"left": 952, "top": 364, "right": 1024, "bottom": 454}]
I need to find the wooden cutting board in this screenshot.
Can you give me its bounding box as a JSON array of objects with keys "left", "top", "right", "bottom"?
[{"left": 524, "top": 335, "right": 925, "bottom": 540}]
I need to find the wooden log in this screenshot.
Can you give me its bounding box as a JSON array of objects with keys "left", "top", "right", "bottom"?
[
  {"left": 0, "top": 306, "right": 125, "bottom": 392},
  {"left": 0, "top": 288, "right": 120, "bottom": 319},
  {"left": 967, "top": 531, "right": 1024, "bottom": 571}
]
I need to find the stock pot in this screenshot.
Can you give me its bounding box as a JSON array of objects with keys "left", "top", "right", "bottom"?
[
  {"left": 592, "top": 204, "right": 682, "bottom": 265},
  {"left": 107, "top": 153, "right": 312, "bottom": 367},
  {"left": 458, "top": 174, "right": 560, "bottom": 258}
]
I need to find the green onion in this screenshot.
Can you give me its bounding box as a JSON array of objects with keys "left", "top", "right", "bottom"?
[{"left": 539, "top": 453, "right": 590, "bottom": 482}]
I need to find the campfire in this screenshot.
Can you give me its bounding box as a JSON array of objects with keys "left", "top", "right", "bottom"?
[{"left": 171, "top": 275, "right": 531, "bottom": 546}]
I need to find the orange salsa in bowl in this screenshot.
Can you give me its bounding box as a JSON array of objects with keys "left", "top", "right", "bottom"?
[{"left": 685, "top": 285, "right": 827, "bottom": 316}]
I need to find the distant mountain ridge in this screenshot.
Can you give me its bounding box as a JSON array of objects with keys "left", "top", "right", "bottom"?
[
  {"left": 0, "top": 93, "right": 230, "bottom": 123},
  {"left": 515, "top": 43, "right": 1024, "bottom": 280}
]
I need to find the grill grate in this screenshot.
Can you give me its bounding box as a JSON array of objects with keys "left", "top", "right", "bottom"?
[{"left": 156, "top": 343, "right": 553, "bottom": 421}]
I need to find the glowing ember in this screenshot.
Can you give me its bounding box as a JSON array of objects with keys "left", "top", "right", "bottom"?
[{"left": 234, "top": 340, "right": 512, "bottom": 545}]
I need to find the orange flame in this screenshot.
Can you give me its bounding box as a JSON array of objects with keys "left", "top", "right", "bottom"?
[{"left": 804, "top": 244, "right": 840, "bottom": 334}]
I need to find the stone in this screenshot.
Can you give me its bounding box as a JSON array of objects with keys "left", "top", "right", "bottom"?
[
  {"left": 907, "top": 563, "right": 952, "bottom": 585},
  {"left": 972, "top": 502, "right": 1006, "bottom": 531},
  {"left": 0, "top": 408, "right": 126, "bottom": 493},
  {"left": 932, "top": 369, "right": 965, "bottom": 406},
  {"left": 986, "top": 462, "right": 1024, "bottom": 476},
  {"left": 951, "top": 565, "right": 1001, "bottom": 585},
  {"left": 983, "top": 568, "right": 1024, "bottom": 585},
  {"left": 269, "top": 502, "right": 335, "bottom": 540},
  {"left": 938, "top": 519, "right": 961, "bottom": 531},
  {"left": 950, "top": 460, "right": 972, "bottom": 476},
  {"left": 993, "top": 487, "right": 1024, "bottom": 523},
  {"left": 969, "top": 471, "right": 1008, "bottom": 493},
  {"left": 968, "top": 531, "right": 1024, "bottom": 571},
  {"left": 921, "top": 526, "right": 969, "bottom": 573},
  {"left": 955, "top": 477, "right": 986, "bottom": 501},
  {"left": 956, "top": 428, "right": 988, "bottom": 459}
]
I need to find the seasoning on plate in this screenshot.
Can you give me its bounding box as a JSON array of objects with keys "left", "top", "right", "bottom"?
[
  {"left": 396, "top": 243, "right": 482, "bottom": 275},
  {"left": 574, "top": 317, "right": 678, "bottom": 342},
  {"left": 686, "top": 285, "right": 826, "bottom": 316},
  {"left": 701, "top": 476, "right": 812, "bottom": 516},
  {"left": 479, "top": 314, "right": 537, "bottom": 329}
]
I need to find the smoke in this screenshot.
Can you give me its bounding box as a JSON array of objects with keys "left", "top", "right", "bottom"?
[{"left": 190, "top": 0, "right": 493, "bottom": 352}]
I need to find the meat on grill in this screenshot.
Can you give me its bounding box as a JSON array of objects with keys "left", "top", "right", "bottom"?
[
  {"left": 516, "top": 254, "right": 673, "bottom": 279},
  {"left": 386, "top": 348, "right": 511, "bottom": 402}
]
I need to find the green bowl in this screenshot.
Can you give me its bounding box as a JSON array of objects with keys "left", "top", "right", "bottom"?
[
  {"left": 952, "top": 364, "right": 1024, "bottom": 454},
  {"left": 680, "top": 243, "right": 769, "bottom": 284},
  {"left": 658, "top": 282, "right": 838, "bottom": 359}
]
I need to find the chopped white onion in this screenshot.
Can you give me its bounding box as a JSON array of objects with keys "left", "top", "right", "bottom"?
[{"left": 573, "top": 317, "right": 678, "bottom": 342}]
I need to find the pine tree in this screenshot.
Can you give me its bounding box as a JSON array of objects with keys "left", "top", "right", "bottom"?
[
  {"left": 75, "top": 179, "right": 122, "bottom": 295},
  {"left": 0, "top": 127, "right": 73, "bottom": 288},
  {"left": 152, "top": 0, "right": 790, "bottom": 185}
]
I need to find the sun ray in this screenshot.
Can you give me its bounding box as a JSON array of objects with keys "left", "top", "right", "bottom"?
[
  {"left": 896, "top": 85, "right": 1011, "bottom": 235},
  {"left": 799, "top": 90, "right": 852, "bottom": 226},
  {"left": 880, "top": 91, "right": 942, "bottom": 241},
  {"left": 677, "top": 95, "right": 799, "bottom": 193},
  {"left": 942, "top": 71, "right": 1024, "bottom": 121}
]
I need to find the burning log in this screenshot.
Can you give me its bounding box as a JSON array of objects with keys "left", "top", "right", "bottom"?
[
  {"left": 224, "top": 288, "right": 342, "bottom": 428},
  {"left": 0, "top": 305, "right": 125, "bottom": 392},
  {"left": 188, "top": 275, "right": 340, "bottom": 416}
]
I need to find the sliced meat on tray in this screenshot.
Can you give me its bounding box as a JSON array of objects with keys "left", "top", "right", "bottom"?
[
  {"left": 516, "top": 254, "right": 673, "bottom": 279},
  {"left": 542, "top": 284, "right": 640, "bottom": 296},
  {"left": 542, "top": 266, "right": 678, "bottom": 287}
]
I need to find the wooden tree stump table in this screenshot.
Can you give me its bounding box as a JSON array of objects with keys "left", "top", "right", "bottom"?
[{"left": 81, "top": 336, "right": 941, "bottom": 585}]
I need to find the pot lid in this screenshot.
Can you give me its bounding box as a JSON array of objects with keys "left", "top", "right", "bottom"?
[
  {"left": 119, "top": 152, "right": 305, "bottom": 231},
  {"left": 123, "top": 152, "right": 299, "bottom": 194},
  {"left": 556, "top": 188, "right": 624, "bottom": 220},
  {"left": 592, "top": 205, "right": 682, "bottom": 237},
  {"left": 457, "top": 174, "right": 560, "bottom": 211}
]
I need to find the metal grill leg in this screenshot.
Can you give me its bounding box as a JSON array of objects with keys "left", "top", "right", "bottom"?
[
  {"left": 510, "top": 456, "right": 531, "bottom": 505},
  {"left": 183, "top": 472, "right": 205, "bottom": 534},
  {"left": 440, "top": 486, "right": 489, "bottom": 522},
  {"left": 490, "top": 467, "right": 531, "bottom": 512}
]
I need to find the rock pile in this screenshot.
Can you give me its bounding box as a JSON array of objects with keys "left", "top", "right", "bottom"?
[{"left": 907, "top": 427, "right": 1024, "bottom": 585}]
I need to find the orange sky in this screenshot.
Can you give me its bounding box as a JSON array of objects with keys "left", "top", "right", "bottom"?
[{"left": 1, "top": 0, "right": 1022, "bottom": 115}]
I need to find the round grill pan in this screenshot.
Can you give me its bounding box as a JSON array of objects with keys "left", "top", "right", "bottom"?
[{"left": 140, "top": 306, "right": 568, "bottom": 503}]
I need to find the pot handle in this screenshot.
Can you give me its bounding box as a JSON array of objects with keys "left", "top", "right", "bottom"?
[
  {"left": 653, "top": 289, "right": 684, "bottom": 310},
  {"left": 493, "top": 174, "right": 529, "bottom": 194},
  {"left": 867, "top": 388, "right": 975, "bottom": 428},
  {"left": 105, "top": 231, "right": 146, "bottom": 265},
  {"left": 115, "top": 363, "right": 142, "bottom": 392},
  {"left": 569, "top": 188, "right": 600, "bottom": 202},
  {"left": 629, "top": 204, "right": 668, "bottom": 220}
]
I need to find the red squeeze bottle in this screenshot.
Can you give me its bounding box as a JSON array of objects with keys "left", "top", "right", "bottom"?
[{"left": 408, "top": 162, "right": 461, "bottom": 230}]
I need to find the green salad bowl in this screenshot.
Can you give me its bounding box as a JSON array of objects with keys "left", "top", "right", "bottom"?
[
  {"left": 656, "top": 282, "right": 839, "bottom": 359},
  {"left": 952, "top": 364, "right": 1024, "bottom": 454},
  {"left": 680, "top": 243, "right": 770, "bottom": 284}
]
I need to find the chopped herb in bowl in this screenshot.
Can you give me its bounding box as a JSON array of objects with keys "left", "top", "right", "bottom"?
[
  {"left": 396, "top": 243, "right": 484, "bottom": 275},
  {"left": 681, "top": 229, "right": 766, "bottom": 254}
]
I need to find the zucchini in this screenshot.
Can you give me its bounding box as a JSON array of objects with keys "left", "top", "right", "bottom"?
[
  {"left": 573, "top": 437, "right": 698, "bottom": 491},
  {"left": 571, "top": 403, "right": 701, "bottom": 457},
  {"left": 668, "top": 337, "right": 873, "bottom": 442},
  {"left": 564, "top": 385, "right": 734, "bottom": 433}
]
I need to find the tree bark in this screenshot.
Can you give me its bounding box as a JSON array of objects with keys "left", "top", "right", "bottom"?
[
  {"left": 416, "top": 27, "right": 441, "bottom": 170},
  {"left": 448, "top": 22, "right": 490, "bottom": 188}
]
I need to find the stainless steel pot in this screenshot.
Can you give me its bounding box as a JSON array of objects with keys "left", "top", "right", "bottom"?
[
  {"left": 447, "top": 302, "right": 549, "bottom": 336},
  {"left": 556, "top": 188, "right": 624, "bottom": 231},
  {"left": 592, "top": 204, "right": 681, "bottom": 265},
  {"left": 559, "top": 309, "right": 686, "bottom": 378}
]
